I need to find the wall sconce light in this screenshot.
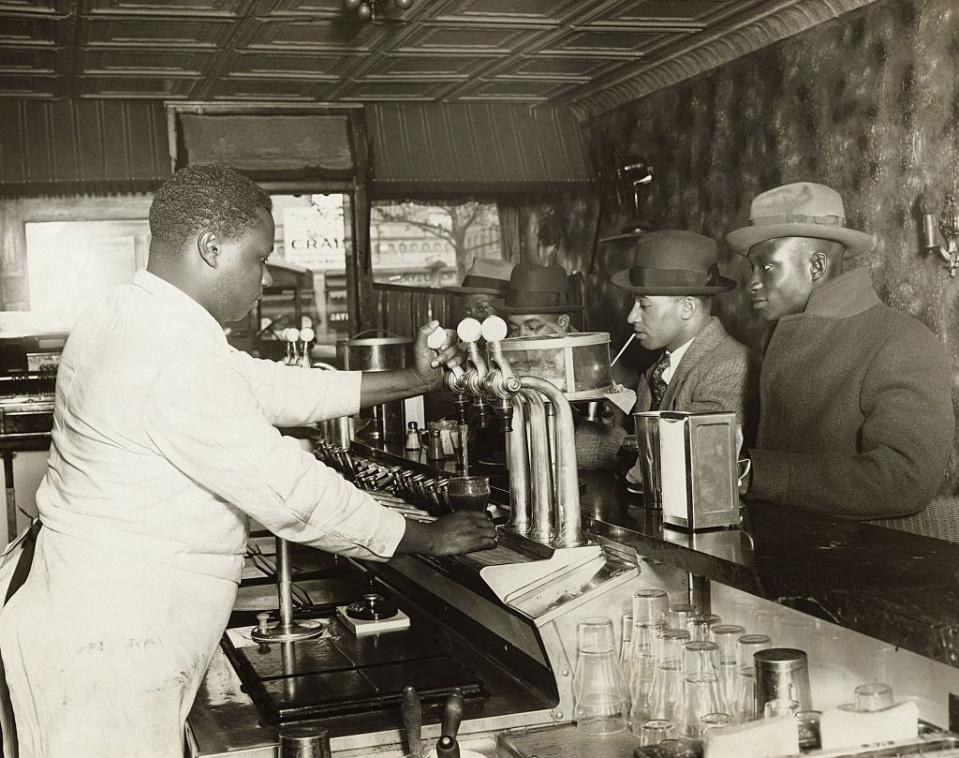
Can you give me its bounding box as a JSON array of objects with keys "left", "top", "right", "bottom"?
[
  {"left": 919, "top": 188, "right": 959, "bottom": 277},
  {"left": 343, "top": 0, "right": 412, "bottom": 22}
]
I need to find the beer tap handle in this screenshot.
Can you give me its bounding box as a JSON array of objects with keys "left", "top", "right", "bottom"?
[
  {"left": 480, "top": 317, "right": 518, "bottom": 383},
  {"left": 427, "top": 326, "right": 465, "bottom": 379},
  {"left": 456, "top": 318, "right": 487, "bottom": 378}
]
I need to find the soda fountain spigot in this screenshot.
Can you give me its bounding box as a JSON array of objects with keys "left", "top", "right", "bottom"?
[
  {"left": 427, "top": 326, "right": 467, "bottom": 394},
  {"left": 480, "top": 316, "right": 521, "bottom": 433}
]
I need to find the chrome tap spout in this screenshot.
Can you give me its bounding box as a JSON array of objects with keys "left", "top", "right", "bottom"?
[
  {"left": 519, "top": 376, "right": 584, "bottom": 548},
  {"left": 520, "top": 388, "right": 554, "bottom": 544}
]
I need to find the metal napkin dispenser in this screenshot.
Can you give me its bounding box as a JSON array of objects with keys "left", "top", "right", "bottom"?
[{"left": 659, "top": 411, "right": 740, "bottom": 532}]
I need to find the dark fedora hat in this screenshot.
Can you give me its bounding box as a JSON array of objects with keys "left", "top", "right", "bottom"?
[
  {"left": 444, "top": 257, "right": 515, "bottom": 296},
  {"left": 496, "top": 263, "right": 584, "bottom": 314},
  {"left": 611, "top": 230, "right": 736, "bottom": 295}
]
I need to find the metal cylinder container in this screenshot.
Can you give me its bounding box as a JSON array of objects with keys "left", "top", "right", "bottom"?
[
  {"left": 278, "top": 726, "right": 332, "bottom": 758},
  {"left": 754, "top": 648, "right": 812, "bottom": 713},
  {"left": 336, "top": 333, "right": 413, "bottom": 440}
]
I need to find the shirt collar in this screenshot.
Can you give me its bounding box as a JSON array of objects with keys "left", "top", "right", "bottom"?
[
  {"left": 133, "top": 270, "right": 226, "bottom": 346},
  {"left": 666, "top": 336, "right": 695, "bottom": 364},
  {"left": 803, "top": 268, "right": 880, "bottom": 318}
]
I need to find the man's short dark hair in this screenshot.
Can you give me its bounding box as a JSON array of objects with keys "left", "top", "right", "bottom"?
[{"left": 149, "top": 164, "right": 272, "bottom": 253}]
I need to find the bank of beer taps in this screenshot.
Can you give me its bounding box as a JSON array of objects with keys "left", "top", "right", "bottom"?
[{"left": 430, "top": 316, "right": 585, "bottom": 549}]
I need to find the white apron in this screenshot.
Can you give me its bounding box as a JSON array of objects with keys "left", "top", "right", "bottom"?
[{"left": 0, "top": 529, "right": 237, "bottom": 758}]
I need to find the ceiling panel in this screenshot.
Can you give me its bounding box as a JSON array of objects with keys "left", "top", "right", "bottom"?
[
  {"left": 393, "top": 26, "right": 534, "bottom": 54},
  {"left": 0, "top": 75, "right": 64, "bottom": 98},
  {"left": 0, "top": 48, "right": 59, "bottom": 74},
  {"left": 540, "top": 29, "right": 667, "bottom": 57},
  {"left": 0, "top": 1, "right": 62, "bottom": 14},
  {"left": 80, "top": 0, "right": 250, "bottom": 18},
  {"left": 0, "top": 16, "right": 63, "bottom": 47},
  {"left": 362, "top": 54, "right": 493, "bottom": 78},
  {"left": 459, "top": 78, "right": 576, "bottom": 101},
  {"left": 340, "top": 79, "right": 458, "bottom": 101},
  {"left": 0, "top": 0, "right": 885, "bottom": 115},
  {"left": 227, "top": 52, "right": 351, "bottom": 80},
  {"left": 241, "top": 18, "right": 386, "bottom": 51},
  {"left": 79, "top": 49, "right": 217, "bottom": 77},
  {"left": 77, "top": 76, "right": 199, "bottom": 98},
  {"left": 78, "top": 18, "right": 236, "bottom": 48},
  {"left": 211, "top": 77, "right": 325, "bottom": 100},
  {"left": 431, "top": 0, "right": 578, "bottom": 26}
]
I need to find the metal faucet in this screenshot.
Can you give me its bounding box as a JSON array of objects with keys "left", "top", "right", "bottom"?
[{"left": 446, "top": 316, "right": 584, "bottom": 549}]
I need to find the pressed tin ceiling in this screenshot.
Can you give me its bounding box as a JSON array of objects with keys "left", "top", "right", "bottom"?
[{"left": 0, "top": 0, "right": 881, "bottom": 117}]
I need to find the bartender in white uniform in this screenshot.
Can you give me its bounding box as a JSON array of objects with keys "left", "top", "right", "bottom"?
[{"left": 0, "top": 164, "right": 496, "bottom": 758}]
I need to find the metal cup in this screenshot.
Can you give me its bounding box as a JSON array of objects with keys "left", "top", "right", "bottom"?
[
  {"left": 632, "top": 411, "right": 662, "bottom": 508},
  {"left": 279, "top": 726, "right": 331, "bottom": 758},
  {"left": 754, "top": 648, "right": 812, "bottom": 715}
]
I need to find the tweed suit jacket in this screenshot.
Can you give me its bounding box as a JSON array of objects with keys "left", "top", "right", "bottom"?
[{"left": 635, "top": 317, "right": 759, "bottom": 442}]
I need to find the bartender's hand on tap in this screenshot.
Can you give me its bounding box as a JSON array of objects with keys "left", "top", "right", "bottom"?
[
  {"left": 413, "top": 320, "right": 465, "bottom": 390},
  {"left": 396, "top": 512, "right": 497, "bottom": 556}
]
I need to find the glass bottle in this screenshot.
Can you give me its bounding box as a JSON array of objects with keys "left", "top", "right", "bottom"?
[
  {"left": 647, "top": 628, "right": 690, "bottom": 729},
  {"left": 733, "top": 633, "right": 771, "bottom": 722},
  {"left": 681, "top": 641, "right": 723, "bottom": 737}
]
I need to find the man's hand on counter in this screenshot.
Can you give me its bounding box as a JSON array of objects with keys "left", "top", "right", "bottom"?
[{"left": 396, "top": 512, "right": 498, "bottom": 556}]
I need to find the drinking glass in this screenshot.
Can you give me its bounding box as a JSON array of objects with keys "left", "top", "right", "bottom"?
[
  {"left": 681, "top": 641, "right": 723, "bottom": 737},
  {"left": 647, "top": 629, "right": 690, "bottom": 728},
  {"left": 687, "top": 614, "right": 720, "bottom": 642},
  {"left": 733, "top": 633, "right": 771, "bottom": 722},
  {"left": 445, "top": 476, "right": 490, "bottom": 512},
  {"left": 573, "top": 617, "right": 627, "bottom": 735},
  {"left": 669, "top": 603, "right": 696, "bottom": 631},
  {"left": 620, "top": 614, "right": 633, "bottom": 667},
  {"left": 854, "top": 682, "right": 894, "bottom": 712},
  {"left": 626, "top": 589, "right": 670, "bottom": 719},
  {"left": 640, "top": 719, "right": 678, "bottom": 746},
  {"left": 763, "top": 698, "right": 799, "bottom": 718},
  {"left": 796, "top": 710, "right": 822, "bottom": 751},
  {"left": 711, "top": 624, "right": 745, "bottom": 714},
  {"left": 699, "top": 711, "right": 733, "bottom": 737}
]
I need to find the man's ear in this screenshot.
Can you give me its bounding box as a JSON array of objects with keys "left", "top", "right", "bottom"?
[
  {"left": 557, "top": 313, "right": 571, "bottom": 330},
  {"left": 809, "top": 251, "right": 827, "bottom": 282},
  {"left": 197, "top": 230, "right": 220, "bottom": 269},
  {"left": 679, "top": 296, "right": 696, "bottom": 320}
]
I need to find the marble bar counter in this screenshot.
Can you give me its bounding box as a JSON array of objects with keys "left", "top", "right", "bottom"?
[{"left": 348, "top": 438, "right": 959, "bottom": 672}]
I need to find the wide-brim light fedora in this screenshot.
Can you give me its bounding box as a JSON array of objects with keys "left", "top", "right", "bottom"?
[
  {"left": 726, "top": 182, "right": 874, "bottom": 255},
  {"left": 611, "top": 230, "right": 736, "bottom": 296},
  {"left": 445, "top": 257, "right": 515, "bottom": 296},
  {"left": 496, "top": 262, "right": 584, "bottom": 314}
]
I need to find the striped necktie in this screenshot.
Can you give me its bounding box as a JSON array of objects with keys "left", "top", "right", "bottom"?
[{"left": 648, "top": 352, "right": 671, "bottom": 410}]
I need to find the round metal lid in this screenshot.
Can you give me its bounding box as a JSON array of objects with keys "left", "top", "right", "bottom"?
[{"left": 754, "top": 648, "right": 808, "bottom": 670}]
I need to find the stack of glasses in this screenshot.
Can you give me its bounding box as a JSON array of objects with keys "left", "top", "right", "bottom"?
[{"left": 571, "top": 588, "right": 789, "bottom": 746}]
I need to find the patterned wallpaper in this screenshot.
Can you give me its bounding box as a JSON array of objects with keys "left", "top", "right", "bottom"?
[{"left": 549, "top": 0, "right": 959, "bottom": 481}]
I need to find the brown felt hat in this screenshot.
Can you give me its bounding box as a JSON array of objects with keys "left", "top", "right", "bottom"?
[
  {"left": 726, "top": 182, "right": 873, "bottom": 255},
  {"left": 611, "top": 230, "right": 736, "bottom": 295},
  {"left": 496, "top": 263, "right": 584, "bottom": 314}
]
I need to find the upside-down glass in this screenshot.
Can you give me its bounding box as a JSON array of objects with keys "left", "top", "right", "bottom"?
[
  {"left": 682, "top": 641, "right": 723, "bottom": 737},
  {"left": 669, "top": 603, "right": 696, "bottom": 631},
  {"left": 627, "top": 590, "right": 670, "bottom": 731},
  {"left": 854, "top": 682, "right": 895, "bottom": 712},
  {"left": 687, "top": 613, "right": 721, "bottom": 642},
  {"left": 711, "top": 625, "right": 745, "bottom": 713},
  {"left": 647, "top": 629, "right": 690, "bottom": 728},
  {"left": 640, "top": 719, "right": 678, "bottom": 746},
  {"left": 733, "top": 634, "right": 772, "bottom": 722},
  {"left": 699, "top": 711, "right": 733, "bottom": 737},
  {"left": 573, "top": 618, "right": 628, "bottom": 735}
]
